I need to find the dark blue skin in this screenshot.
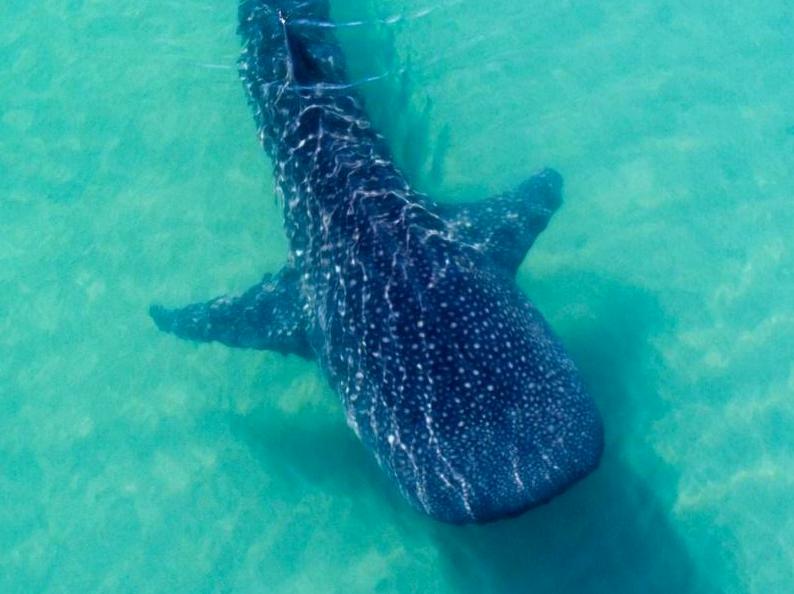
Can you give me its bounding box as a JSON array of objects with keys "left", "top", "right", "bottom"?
[{"left": 151, "top": 0, "right": 603, "bottom": 523}]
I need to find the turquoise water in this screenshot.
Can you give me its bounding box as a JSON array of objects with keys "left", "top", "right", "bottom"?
[{"left": 2, "top": 0, "right": 792, "bottom": 592}]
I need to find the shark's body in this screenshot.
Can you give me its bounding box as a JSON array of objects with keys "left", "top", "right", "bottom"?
[{"left": 151, "top": 0, "right": 603, "bottom": 523}]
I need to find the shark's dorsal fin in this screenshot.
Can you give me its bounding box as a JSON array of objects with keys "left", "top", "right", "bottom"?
[
  {"left": 150, "top": 267, "right": 312, "bottom": 359},
  {"left": 438, "top": 168, "right": 563, "bottom": 275}
]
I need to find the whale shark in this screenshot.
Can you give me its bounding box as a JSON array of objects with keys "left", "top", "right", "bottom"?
[{"left": 150, "top": 0, "right": 603, "bottom": 524}]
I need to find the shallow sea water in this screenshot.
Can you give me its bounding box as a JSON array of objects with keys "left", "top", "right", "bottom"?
[{"left": 2, "top": 1, "right": 793, "bottom": 592}]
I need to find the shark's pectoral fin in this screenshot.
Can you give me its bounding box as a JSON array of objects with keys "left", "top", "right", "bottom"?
[
  {"left": 150, "top": 267, "right": 313, "bottom": 359},
  {"left": 440, "top": 168, "right": 563, "bottom": 275}
]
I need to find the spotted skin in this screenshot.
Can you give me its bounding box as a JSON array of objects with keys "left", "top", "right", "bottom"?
[{"left": 151, "top": 0, "right": 603, "bottom": 524}]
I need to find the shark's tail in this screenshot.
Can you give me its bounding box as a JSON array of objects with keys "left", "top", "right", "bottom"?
[
  {"left": 238, "top": 0, "right": 354, "bottom": 156},
  {"left": 238, "top": 0, "right": 348, "bottom": 96}
]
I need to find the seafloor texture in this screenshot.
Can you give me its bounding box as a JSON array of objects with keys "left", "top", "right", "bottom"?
[{"left": 1, "top": 0, "right": 792, "bottom": 592}]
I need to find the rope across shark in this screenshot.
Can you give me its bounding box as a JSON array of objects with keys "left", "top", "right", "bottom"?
[{"left": 150, "top": 0, "right": 603, "bottom": 524}]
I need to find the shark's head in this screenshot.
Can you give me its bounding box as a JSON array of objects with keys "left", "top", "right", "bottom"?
[{"left": 365, "top": 259, "right": 603, "bottom": 524}]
